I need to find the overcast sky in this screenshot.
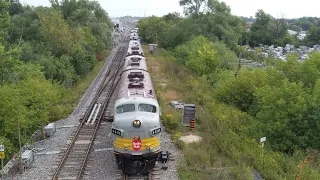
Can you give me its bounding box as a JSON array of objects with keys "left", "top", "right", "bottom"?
[{"left": 20, "top": 0, "right": 319, "bottom": 19}]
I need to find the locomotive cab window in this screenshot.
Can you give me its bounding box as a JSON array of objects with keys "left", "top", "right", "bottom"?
[
  {"left": 138, "top": 104, "right": 156, "bottom": 113},
  {"left": 117, "top": 104, "right": 135, "bottom": 114}
]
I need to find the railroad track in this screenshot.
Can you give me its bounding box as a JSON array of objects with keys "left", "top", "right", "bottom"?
[{"left": 49, "top": 39, "right": 128, "bottom": 180}]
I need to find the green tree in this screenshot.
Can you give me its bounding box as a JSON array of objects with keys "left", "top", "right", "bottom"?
[
  {"left": 161, "top": 18, "right": 199, "bottom": 49},
  {"left": 270, "top": 17, "right": 288, "bottom": 40},
  {"left": 162, "top": 12, "right": 182, "bottom": 24},
  {"left": 175, "top": 36, "right": 237, "bottom": 76},
  {"left": 6, "top": 6, "right": 42, "bottom": 46},
  {"left": 289, "top": 24, "right": 301, "bottom": 32},
  {"left": 198, "top": 0, "right": 245, "bottom": 48},
  {"left": 214, "top": 68, "right": 269, "bottom": 112},
  {"left": 0, "top": 0, "right": 112, "bottom": 166},
  {"left": 0, "top": 0, "right": 10, "bottom": 42},
  {"left": 70, "top": 43, "right": 95, "bottom": 77},
  {"left": 179, "top": 0, "right": 206, "bottom": 17},
  {"left": 0, "top": 44, "right": 21, "bottom": 85},
  {"left": 305, "top": 79, "right": 320, "bottom": 148},
  {"left": 52, "top": 0, "right": 113, "bottom": 52},
  {"left": 7, "top": 2, "right": 23, "bottom": 16},
  {"left": 139, "top": 0, "right": 245, "bottom": 49},
  {"left": 307, "top": 26, "right": 320, "bottom": 45},
  {"left": 0, "top": 61, "right": 64, "bottom": 148},
  {"left": 37, "top": 54, "right": 77, "bottom": 85},
  {"left": 248, "top": 9, "right": 273, "bottom": 46},
  {"left": 255, "top": 80, "right": 307, "bottom": 153},
  {"left": 277, "top": 55, "right": 303, "bottom": 83},
  {"left": 248, "top": 10, "right": 288, "bottom": 47},
  {"left": 138, "top": 16, "right": 169, "bottom": 44},
  {"left": 295, "top": 18, "right": 313, "bottom": 31},
  {"left": 37, "top": 9, "right": 76, "bottom": 56},
  {"left": 206, "top": 0, "right": 230, "bottom": 14},
  {"left": 300, "top": 53, "right": 320, "bottom": 88},
  {"left": 277, "top": 53, "right": 320, "bottom": 88}
]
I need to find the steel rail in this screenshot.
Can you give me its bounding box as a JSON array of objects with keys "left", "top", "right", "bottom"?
[{"left": 51, "top": 36, "right": 129, "bottom": 180}]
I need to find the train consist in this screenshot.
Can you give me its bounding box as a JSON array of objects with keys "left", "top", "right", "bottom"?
[
  {"left": 129, "top": 28, "right": 139, "bottom": 40},
  {"left": 111, "top": 28, "right": 165, "bottom": 175}
]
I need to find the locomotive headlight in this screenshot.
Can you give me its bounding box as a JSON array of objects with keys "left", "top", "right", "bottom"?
[
  {"left": 146, "top": 146, "right": 150, "bottom": 150},
  {"left": 133, "top": 120, "right": 141, "bottom": 127},
  {"left": 125, "top": 146, "right": 128, "bottom": 150}
]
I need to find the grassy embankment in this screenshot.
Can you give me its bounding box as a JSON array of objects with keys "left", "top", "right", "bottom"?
[{"left": 142, "top": 45, "right": 320, "bottom": 180}]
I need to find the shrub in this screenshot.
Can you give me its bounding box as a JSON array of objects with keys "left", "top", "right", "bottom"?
[{"left": 162, "top": 114, "right": 181, "bottom": 133}]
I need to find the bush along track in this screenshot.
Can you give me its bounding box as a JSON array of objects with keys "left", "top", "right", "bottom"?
[{"left": 142, "top": 44, "right": 320, "bottom": 180}]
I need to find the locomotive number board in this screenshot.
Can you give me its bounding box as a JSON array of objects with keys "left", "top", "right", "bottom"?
[
  {"left": 152, "top": 128, "right": 161, "bottom": 135},
  {"left": 112, "top": 128, "right": 122, "bottom": 136}
]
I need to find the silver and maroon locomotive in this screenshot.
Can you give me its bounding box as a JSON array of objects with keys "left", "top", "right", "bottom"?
[{"left": 111, "top": 32, "right": 165, "bottom": 175}]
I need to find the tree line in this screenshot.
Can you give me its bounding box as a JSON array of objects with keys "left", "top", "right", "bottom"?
[
  {"left": 139, "top": 2, "right": 320, "bottom": 50},
  {"left": 0, "top": 0, "right": 113, "bottom": 164}
]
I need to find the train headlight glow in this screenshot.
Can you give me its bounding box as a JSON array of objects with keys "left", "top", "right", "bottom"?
[
  {"left": 125, "top": 146, "right": 128, "bottom": 150},
  {"left": 146, "top": 146, "right": 150, "bottom": 150},
  {"left": 133, "top": 120, "right": 141, "bottom": 127}
]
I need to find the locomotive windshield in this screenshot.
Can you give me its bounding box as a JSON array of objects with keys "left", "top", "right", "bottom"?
[
  {"left": 117, "top": 104, "right": 135, "bottom": 114},
  {"left": 138, "top": 104, "right": 156, "bottom": 113}
]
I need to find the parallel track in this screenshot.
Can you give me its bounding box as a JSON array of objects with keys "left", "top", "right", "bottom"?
[{"left": 50, "top": 39, "right": 128, "bottom": 180}]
